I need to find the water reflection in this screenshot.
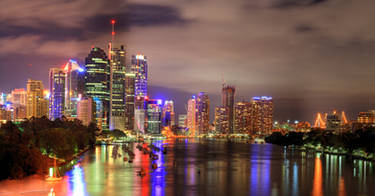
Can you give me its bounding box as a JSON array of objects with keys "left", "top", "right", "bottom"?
[
  {"left": 249, "top": 144, "right": 271, "bottom": 196},
  {"left": 312, "top": 153, "right": 322, "bottom": 196},
  {"left": 66, "top": 165, "right": 87, "bottom": 196},
  {"left": 2, "top": 140, "right": 375, "bottom": 196}
]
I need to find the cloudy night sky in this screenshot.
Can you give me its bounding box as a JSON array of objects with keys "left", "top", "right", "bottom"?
[{"left": 1, "top": 0, "right": 375, "bottom": 123}]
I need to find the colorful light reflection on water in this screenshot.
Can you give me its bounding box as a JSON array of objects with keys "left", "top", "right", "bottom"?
[{"left": 1, "top": 140, "right": 375, "bottom": 196}]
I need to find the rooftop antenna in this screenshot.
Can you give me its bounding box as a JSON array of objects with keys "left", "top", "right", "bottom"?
[
  {"left": 109, "top": 19, "right": 115, "bottom": 60},
  {"left": 221, "top": 73, "right": 226, "bottom": 88}
]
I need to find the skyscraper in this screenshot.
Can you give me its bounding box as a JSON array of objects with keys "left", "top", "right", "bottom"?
[
  {"left": 222, "top": 85, "right": 235, "bottom": 133},
  {"left": 64, "top": 59, "right": 84, "bottom": 118},
  {"left": 214, "top": 106, "right": 229, "bottom": 133},
  {"left": 251, "top": 96, "right": 273, "bottom": 135},
  {"left": 162, "top": 100, "right": 175, "bottom": 127},
  {"left": 234, "top": 101, "right": 252, "bottom": 133},
  {"left": 132, "top": 54, "right": 148, "bottom": 133},
  {"left": 125, "top": 62, "right": 136, "bottom": 130},
  {"left": 134, "top": 96, "right": 147, "bottom": 133},
  {"left": 49, "top": 68, "right": 66, "bottom": 120},
  {"left": 197, "top": 92, "right": 210, "bottom": 135},
  {"left": 146, "top": 99, "right": 162, "bottom": 134},
  {"left": 132, "top": 54, "right": 148, "bottom": 97},
  {"left": 26, "top": 79, "right": 48, "bottom": 118},
  {"left": 84, "top": 47, "right": 110, "bottom": 130},
  {"left": 109, "top": 45, "right": 126, "bottom": 130},
  {"left": 187, "top": 96, "right": 197, "bottom": 136}
]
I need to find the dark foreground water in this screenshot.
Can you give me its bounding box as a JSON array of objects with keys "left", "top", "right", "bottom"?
[{"left": 1, "top": 139, "right": 375, "bottom": 196}]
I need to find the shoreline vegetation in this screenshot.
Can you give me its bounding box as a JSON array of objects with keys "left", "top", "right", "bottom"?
[
  {"left": 0, "top": 117, "right": 98, "bottom": 180},
  {"left": 265, "top": 128, "right": 375, "bottom": 161}
]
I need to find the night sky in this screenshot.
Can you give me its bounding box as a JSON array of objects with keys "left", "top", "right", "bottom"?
[{"left": 1, "top": 0, "right": 375, "bottom": 123}]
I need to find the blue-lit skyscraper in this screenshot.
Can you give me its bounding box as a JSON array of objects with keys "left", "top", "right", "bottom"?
[
  {"left": 84, "top": 47, "right": 110, "bottom": 130},
  {"left": 49, "top": 68, "right": 66, "bottom": 120},
  {"left": 64, "top": 59, "right": 84, "bottom": 118},
  {"left": 132, "top": 54, "right": 148, "bottom": 97}
]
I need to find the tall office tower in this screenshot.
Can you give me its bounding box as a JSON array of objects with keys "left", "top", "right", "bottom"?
[
  {"left": 49, "top": 68, "right": 66, "bottom": 120},
  {"left": 26, "top": 79, "right": 48, "bottom": 118},
  {"left": 178, "top": 114, "right": 187, "bottom": 128},
  {"left": 64, "top": 59, "right": 84, "bottom": 118},
  {"left": 251, "top": 96, "right": 273, "bottom": 135},
  {"left": 134, "top": 96, "right": 147, "bottom": 133},
  {"left": 222, "top": 85, "right": 235, "bottom": 133},
  {"left": 11, "top": 88, "right": 27, "bottom": 106},
  {"left": 125, "top": 62, "right": 136, "bottom": 130},
  {"left": 162, "top": 100, "right": 175, "bottom": 127},
  {"left": 109, "top": 45, "right": 126, "bottom": 130},
  {"left": 77, "top": 97, "right": 95, "bottom": 126},
  {"left": 187, "top": 96, "right": 197, "bottom": 136},
  {"left": 132, "top": 54, "right": 148, "bottom": 97},
  {"left": 84, "top": 47, "right": 110, "bottom": 130},
  {"left": 214, "top": 106, "right": 229, "bottom": 133},
  {"left": 146, "top": 99, "right": 162, "bottom": 134},
  {"left": 234, "top": 101, "right": 252, "bottom": 133},
  {"left": 197, "top": 92, "right": 210, "bottom": 135}
]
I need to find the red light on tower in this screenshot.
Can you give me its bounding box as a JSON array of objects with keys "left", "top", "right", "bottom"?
[
  {"left": 112, "top": 31, "right": 115, "bottom": 36},
  {"left": 111, "top": 19, "right": 116, "bottom": 24}
]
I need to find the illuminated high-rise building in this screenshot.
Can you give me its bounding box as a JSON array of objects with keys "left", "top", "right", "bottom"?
[
  {"left": 77, "top": 97, "right": 95, "bottom": 126},
  {"left": 84, "top": 47, "right": 110, "bottom": 130},
  {"left": 0, "top": 93, "right": 7, "bottom": 105},
  {"left": 234, "top": 101, "right": 252, "bottom": 133},
  {"left": 134, "top": 96, "right": 147, "bottom": 133},
  {"left": 251, "top": 96, "right": 273, "bottom": 135},
  {"left": 178, "top": 114, "right": 187, "bottom": 128},
  {"left": 109, "top": 45, "right": 126, "bottom": 130},
  {"left": 187, "top": 96, "right": 197, "bottom": 136},
  {"left": 11, "top": 89, "right": 27, "bottom": 106},
  {"left": 162, "top": 100, "right": 175, "bottom": 127},
  {"left": 64, "top": 59, "right": 84, "bottom": 118},
  {"left": 49, "top": 68, "right": 66, "bottom": 120},
  {"left": 0, "top": 105, "right": 11, "bottom": 123},
  {"left": 197, "top": 92, "right": 210, "bottom": 135},
  {"left": 357, "top": 111, "right": 375, "bottom": 124},
  {"left": 26, "top": 79, "right": 48, "bottom": 118},
  {"left": 132, "top": 54, "right": 148, "bottom": 97},
  {"left": 222, "top": 85, "right": 235, "bottom": 133},
  {"left": 125, "top": 61, "right": 136, "bottom": 130},
  {"left": 214, "top": 106, "right": 229, "bottom": 133},
  {"left": 146, "top": 99, "right": 162, "bottom": 134}
]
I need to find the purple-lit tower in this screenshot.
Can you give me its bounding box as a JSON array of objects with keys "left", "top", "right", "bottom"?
[
  {"left": 49, "top": 68, "right": 66, "bottom": 120},
  {"left": 132, "top": 54, "right": 148, "bottom": 97}
]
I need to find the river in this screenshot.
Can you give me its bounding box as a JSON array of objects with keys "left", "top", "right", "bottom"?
[{"left": 0, "top": 139, "right": 374, "bottom": 196}]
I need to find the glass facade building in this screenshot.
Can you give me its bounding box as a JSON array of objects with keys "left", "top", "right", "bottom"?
[
  {"left": 84, "top": 47, "right": 110, "bottom": 130},
  {"left": 132, "top": 54, "right": 148, "bottom": 97},
  {"left": 109, "top": 46, "right": 126, "bottom": 130},
  {"left": 49, "top": 68, "right": 66, "bottom": 120},
  {"left": 146, "top": 99, "right": 162, "bottom": 135}
]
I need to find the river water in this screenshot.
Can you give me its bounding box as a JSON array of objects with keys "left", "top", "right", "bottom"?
[{"left": 0, "top": 139, "right": 375, "bottom": 196}]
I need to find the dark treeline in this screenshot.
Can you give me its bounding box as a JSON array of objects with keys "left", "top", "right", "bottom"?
[
  {"left": 265, "top": 128, "right": 375, "bottom": 154},
  {"left": 0, "top": 116, "right": 99, "bottom": 180}
]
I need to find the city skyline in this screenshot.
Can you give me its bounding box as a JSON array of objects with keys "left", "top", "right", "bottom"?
[{"left": 1, "top": 0, "right": 375, "bottom": 123}]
